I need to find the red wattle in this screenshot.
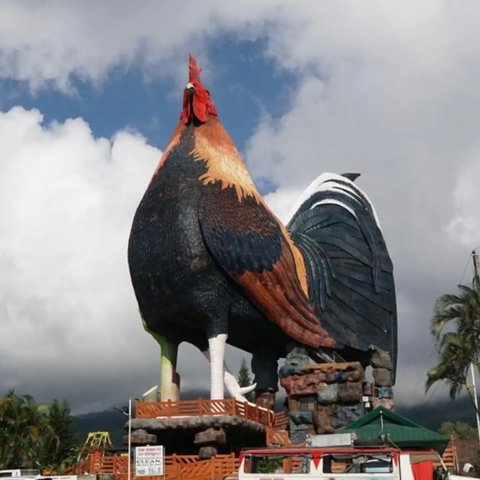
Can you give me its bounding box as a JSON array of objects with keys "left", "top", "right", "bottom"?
[{"left": 193, "top": 96, "right": 207, "bottom": 123}]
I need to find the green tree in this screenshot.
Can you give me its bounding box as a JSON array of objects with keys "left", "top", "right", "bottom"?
[
  {"left": 0, "top": 391, "right": 77, "bottom": 471},
  {"left": 426, "top": 275, "right": 480, "bottom": 415},
  {"left": 0, "top": 391, "right": 49, "bottom": 468},
  {"left": 438, "top": 421, "right": 478, "bottom": 441},
  {"left": 42, "top": 399, "right": 78, "bottom": 472},
  {"left": 237, "top": 358, "right": 255, "bottom": 402}
]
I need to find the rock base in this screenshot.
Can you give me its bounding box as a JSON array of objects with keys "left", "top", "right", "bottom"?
[
  {"left": 125, "top": 415, "right": 266, "bottom": 455},
  {"left": 279, "top": 356, "right": 395, "bottom": 443}
]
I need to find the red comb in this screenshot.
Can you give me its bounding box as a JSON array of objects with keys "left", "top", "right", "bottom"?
[
  {"left": 189, "top": 54, "right": 202, "bottom": 83},
  {"left": 181, "top": 54, "right": 217, "bottom": 123}
]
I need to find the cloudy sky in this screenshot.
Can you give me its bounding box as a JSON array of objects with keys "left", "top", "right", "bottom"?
[{"left": 1, "top": 0, "right": 480, "bottom": 415}]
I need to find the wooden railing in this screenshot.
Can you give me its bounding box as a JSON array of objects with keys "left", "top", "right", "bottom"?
[
  {"left": 165, "top": 454, "right": 238, "bottom": 480},
  {"left": 87, "top": 454, "right": 129, "bottom": 475},
  {"left": 266, "top": 427, "right": 290, "bottom": 447},
  {"left": 441, "top": 443, "right": 459, "bottom": 471},
  {"left": 136, "top": 399, "right": 236, "bottom": 417},
  {"left": 273, "top": 411, "right": 289, "bottom": 429},
  {"left": 136, "top": 398, "right": 274, "bottom": 428},
  {"left": 235, "top": 400, "right": 273, "bottom": 427},
  {"left": 86, "top": 453, "right": 238, "bottom": 480}
]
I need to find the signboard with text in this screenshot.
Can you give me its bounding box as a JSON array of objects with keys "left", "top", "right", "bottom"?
[{"left": 135, "top": 445, "right": 164, "bottom": 476}]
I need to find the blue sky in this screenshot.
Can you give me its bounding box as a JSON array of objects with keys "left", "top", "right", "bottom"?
[
  {"left": 1, "top": 37, "right": 295, "bottom": 156},
  {"left": 1, "top": 1, "right": 480, "bottom": 414}
]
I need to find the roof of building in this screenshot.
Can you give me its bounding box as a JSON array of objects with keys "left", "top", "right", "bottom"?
[{"left": 341, "top": 406, "right": 449, "bottom": 451}]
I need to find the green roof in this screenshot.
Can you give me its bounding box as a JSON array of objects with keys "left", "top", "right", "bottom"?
[{"left": 340, "top": 406, "right": 449, "bottom": 452}]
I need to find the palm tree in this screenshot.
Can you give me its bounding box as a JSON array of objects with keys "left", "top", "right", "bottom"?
[
  {"left": 0, "top": 391, "right": 41, "bottom": 468},
  {"left": 426, "top": 275, "right": 480, "bottom": 415},
  {"left": 0, "top": 391, "right": 58, "bottom": 470}
]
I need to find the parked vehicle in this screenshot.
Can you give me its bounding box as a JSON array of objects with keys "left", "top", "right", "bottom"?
[
  {"left": 0, "top": 471, "right": 41, "bottom": 478},
  {"left": 0, "top": 471, "right": 83, "bottom": 480},
  {"left": 235, "top": 440, "right": 472, "bottom": 480}
]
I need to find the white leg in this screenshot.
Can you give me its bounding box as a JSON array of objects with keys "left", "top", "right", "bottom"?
[
  {"left": 201, "top": 350, "right": 257, "bottom": 402},
  {"left": 208, "top": 334, "right": 227, "bottom": 399}
]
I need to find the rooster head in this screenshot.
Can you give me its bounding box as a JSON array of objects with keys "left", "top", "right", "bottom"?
[
  {"left": 155, "top": 55, "right": 261, "bottom": 204},
  {"left": 180, "top": 55, "right": 218, "bottom": 125}
]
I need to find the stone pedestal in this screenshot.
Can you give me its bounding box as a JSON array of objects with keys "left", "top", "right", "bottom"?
[
  {"left": 255, "top": 390, "right": 276, "bottom": 410},
  {"left": 280, "top": 361, "right": 368, "bottom": 443},
  {"left": 371, "top": 347, "right": 395, "bottom": 409},
  {"left": 194, "top": 427, "right": 226, "bottom": 458},
  {"left": 126, "top": 414, "right": 266, "bottom": 456}
]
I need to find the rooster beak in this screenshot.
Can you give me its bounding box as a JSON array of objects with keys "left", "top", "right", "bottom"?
[{"left": 186, "top": 82, "right": 196, "bottom": 95}]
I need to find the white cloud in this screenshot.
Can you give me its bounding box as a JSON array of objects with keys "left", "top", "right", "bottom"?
[
  {"left": 0, "top": 0, "right": 282, "bottom": 92},
  {"left": 264, "top": 188, "right": 303, "bottom": 224},
  {"left": 241, "top": 2, "right": 480, "bottom": 405},
  {"left": 0, "top": 107, "right": 166, "bottom": 412}
]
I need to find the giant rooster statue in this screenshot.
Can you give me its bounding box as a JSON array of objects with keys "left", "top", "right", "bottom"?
[{"left": 128, "top": 56, "right": 396, "bottom": 405}]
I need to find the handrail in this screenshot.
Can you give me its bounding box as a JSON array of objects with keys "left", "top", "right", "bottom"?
[
  {"left": 135, "top": 398, "right": 274, "bottom": 427},
  {"left": 85, "top": 453, "right": 238, "bottom": 480}
]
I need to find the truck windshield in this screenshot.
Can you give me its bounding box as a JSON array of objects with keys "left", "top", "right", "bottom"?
[
  {"left": 322, "top": 453, "right": 393, "bottom": 474},
  {"left": 0, "top": 471, "right": 40, "bottom": 478},
  {"left": 244, "top": 454, "right": 311, "bottom": 474}
]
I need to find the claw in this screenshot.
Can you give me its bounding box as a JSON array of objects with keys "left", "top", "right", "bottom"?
[
  {"left": 239, "top": 383, "right": 257, "bottom": 395},
  {"left": 223, "top": 371, "right": 255, "bottom": 402}
]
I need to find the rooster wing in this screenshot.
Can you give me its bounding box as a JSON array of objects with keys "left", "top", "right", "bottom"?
[{"left": 198, "top": 182, "right": 335, "bottom": 350}]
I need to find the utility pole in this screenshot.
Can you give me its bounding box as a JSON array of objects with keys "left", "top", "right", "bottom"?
[
  {"left": 469, "top": 364, "right": 480, "bottom": 446},
  {"left": 115, "top": 401, "right": 132, "bottom": 480},
  {"left": 128, "top": 398, "right": 132, "bottom": 480},
  {"left": 471, "top": 250, "right": 480, "bottom": 446},
  {"left": 473, "top": 250, "right": 480, "bottom": 279}
]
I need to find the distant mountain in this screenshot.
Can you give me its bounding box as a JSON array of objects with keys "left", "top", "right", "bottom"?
[
  {"left": 73, "top": 389, "right": 209, "bottom": 449},
  {"left": 397, "top": 395, "right": 476, "bottom": 430},
  {"left": 73, "top": 410, "right": 127, "bottom": 449},
  {"left": 73, "top": 391, "right": 477, "bottom": 449}
]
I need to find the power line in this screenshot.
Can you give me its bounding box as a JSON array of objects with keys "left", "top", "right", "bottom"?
[
  {"left": 457, "top": 244, "right": 480, "bottom": 284},
  {"left": 459, "top": 253, "right": 473, "bottom": 285}
]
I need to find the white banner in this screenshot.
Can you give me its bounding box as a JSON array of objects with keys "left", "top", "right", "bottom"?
[{"left": 135, "top": 445, "right": 164, "bottom": 476}]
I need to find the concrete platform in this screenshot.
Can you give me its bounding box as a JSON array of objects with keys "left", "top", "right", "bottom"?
[{"left": 126, "top": 415, "right": 267, "bottom": 455}]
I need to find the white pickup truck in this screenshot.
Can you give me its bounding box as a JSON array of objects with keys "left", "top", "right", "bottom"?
[
  {"left": 235, "top": 444, "right": 471, "bottom": 480},
  {"left": 0, "top": 470, "right": 92, "bottom": 480},
  {"left": 0, "top": 470, "right": 42, "bottom": 478}
]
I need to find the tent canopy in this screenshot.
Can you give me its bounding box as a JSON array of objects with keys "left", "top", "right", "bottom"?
[{"left": 341, "top": 406, "right": 449, "bottom": 452}]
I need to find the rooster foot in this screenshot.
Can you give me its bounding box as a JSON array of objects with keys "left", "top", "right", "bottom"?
[{"left": 201, "top": 349, "right": 256, "bottom": 402}]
